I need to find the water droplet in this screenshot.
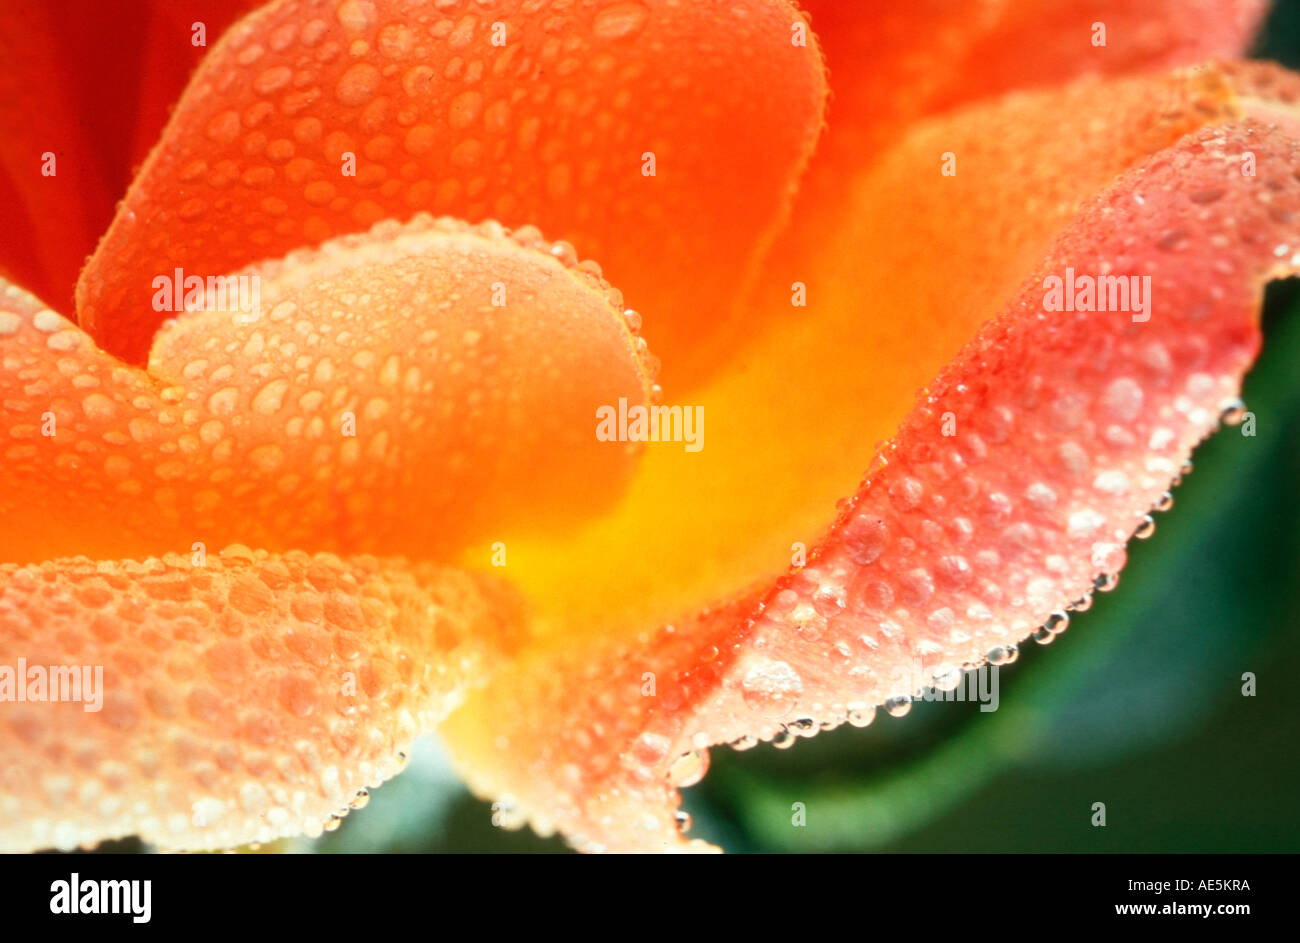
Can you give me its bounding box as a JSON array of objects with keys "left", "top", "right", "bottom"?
[
  {"left": 337, "top": 0, "right": 376, "bottom": 32},
  {"left": 899, "top": 567, "right": 935, "bottom": 606},
  {"left": 254, "top": 66, "right": 293, "bottom": 95},
  {"left": 740, "top": 658, "right": 802, "bottom": 719},
  {"left": 631, "top": 731, "right": 671, "bottom": 767},
  {"left": 667, "top": 749, "right": 709, "bottom": 788},
  {"left": 884, "top": 695, "right": 912, "bottom": 718},
  {"left": 842, "top": 514, "right": 888, "bottom": 565},
  {"left": 1103, "top": 377, "right": 1144, "bottom": 423},
  {"left": 1219, "top": 398, "right": 1247, "bottom": 426},
  {"left": 1044, "top": 610, "right": 1070, "bottom": 635},
  {"left": 987, "top": 644, "right": 1019, "bottom": 666},
  {"left": 674, "top": 810, "right": 692, "bottom": 833},
  {"left": 252, "top": 378, "right": 290, "bottom": 415},
  {"left": 304, "top": 180, "right": 336, "bottom": 205},
  {"left": 933, "top": 665, "right": 963, "bottom": 691},
  {"left": 348, "top": 789, "right": 370, "bottom": 810},
  {"left": 336, "top": 62, "right": 381, "bottom": 106},
  {"left": 448, "top": 90, "right": 483, "bottom": 129},
  {"left": 1134, "top": 514, "right": 1156, "bottom": 540},
  {"left": 178, "top": 198, "right": 207, "bottom": 221},
  {"left": 378, "top": 23, "right": 415, "bottom": 58},
  {"left": 846, "top": 704, "right": 876, "bottom": 728},
  {"left": 81, "top": 393, "right": 116, "bottom": 421},
  {"left": 772, "top": 729, "right": 797, "bottom": 749},
  {"left": 1094, "top": 572, "right": 1120, "bottom": 593},
  {"left": 888, "top": 476, "right": 924, "bottom": 511},
  {"left": 206, "top": 110, "right": 240, "bottom": 144},
  {"left": 549, "top": 240, "right": 578, "bottom": 266},
  {"left": 730, "top": 735, "right": 757, "bottom": 751},
  {"left": 1155, "top": 491, "right": 1175, "bottom": 513},
  {"left": 207, "top": 387, "right": 240, "bottom": 415},
  {"left": 592, "top": 2, "right": 649, "bottom": 40},
  {"left": 323, "top": 813, "right": 343, "bottom": 832}
]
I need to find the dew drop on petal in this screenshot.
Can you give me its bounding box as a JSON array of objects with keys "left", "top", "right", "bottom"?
[
  {"left": 846, "top": 704, "right": 876, "bottom": 728},
  {"left": 987, "top": 644, "right": 1019, "bottom": 666},
  {"left": 592, "top": 3, "right": 650, "bottom": 41},
  {"left": 884, "top": 695, "right": 912, "bottom": 718},
  {"left": 740, "top": 658, "right": 803, "bottom": 719},
  {"left": 667, "top": 749, "right": 709, "bottom": 788}
]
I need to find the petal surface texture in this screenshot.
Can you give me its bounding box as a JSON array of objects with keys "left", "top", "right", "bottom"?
[
  {"left": 442, "top": 69, "right": 1300, "bottom": 851},
  {"left": 491, "top": 67, "right": 1248, "bottom": 643},
  {"left": 2, "top": 0, "right": 1293, "bottom": 857},
  {"left": 794, "top": 0, "right": 1267, "bottom": 199},
  {"left": 1, "top": 217, "right": 652, "bottom": 566},
  {"left": 0, "top": 549, "right": 521, "bottom": 852},
  {"left": 76, "top": 0, "right": 828, "bottom": 387}
]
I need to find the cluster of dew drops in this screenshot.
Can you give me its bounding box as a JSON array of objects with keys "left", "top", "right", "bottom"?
[
  {"left": 304, "top": 752, "right": 403, "bottom": 844},
  {"left": 255, "top": 396, "right": 1244, "bottom": 845},
  {"left": 659, "top": 396, "right": 1249, "bottom": 837}
]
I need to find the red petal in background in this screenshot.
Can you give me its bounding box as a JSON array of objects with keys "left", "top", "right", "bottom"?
[{"left": 0, "top": 0, "right": 262, "bottom": 309}]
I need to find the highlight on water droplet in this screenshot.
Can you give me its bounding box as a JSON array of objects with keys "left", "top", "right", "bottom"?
[
  {"left": 846, "top": 703, "right": 877, "bottom": 727},
  {"left": 592, "top": 3, "right": 650, "bottom": 41},
  {"left": 884, "top": 695, "right": 912, "bottom": 718},
  {"left": 1094, "top": 572, "right": 1120, "bottom": 593},
  {"left": 740, "top": 657, "right": 803, "bottom": 719},
  {"left": 667, "top": 749, "right": 709, "bottom": 788},
  {"left": 1044, "top": 610, "right": 1070, "bottom": 637},
  {"left": 987, "top": 644, "right": 1019, "bottom": 666},
  {"left": 1219, "top": 397, "right": 1247, "bottom": 426}
]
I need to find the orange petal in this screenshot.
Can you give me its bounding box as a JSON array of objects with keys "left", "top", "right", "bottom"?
[
  {"left": 0, "top": 0, "right": 263, "bottom": 308},
  {"left": 0, "top": 548, "right": 521, "bottom": 851},
  {"left": 486, "top": 66, "right": 1250, "bottom": 645},
  {"left": 798, "top": 0, "right": 1266, "bottom": 174},
  {"left": 784, "top": 1, "right": 1269, "bottom": 294},
  {"left": 1, "top": 216, "right": 652, "bottom": 565},
  {"left": 77, "top": 0, "right": 828, "bottom": 388},
  {"left": 442, "top": 77, "right": 1300, "bottom": 851}
]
